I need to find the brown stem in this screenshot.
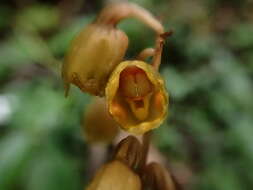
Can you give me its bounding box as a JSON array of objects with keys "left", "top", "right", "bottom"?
[
  {"left": 139, "top": 131, "right": 152, "bottom": 171},
  {"left": 96, "top": 2, "right": 164, "bottom": 34},
  {"left": 152, "top": 31, "right": 173, "bottom": 71}
]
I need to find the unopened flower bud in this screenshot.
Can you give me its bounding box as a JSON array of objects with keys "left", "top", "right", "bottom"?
[
  {"left": 142, "top": 162, "right": 175, "bottom": 190},
  {"left": 114, "top": 136, "right": 142, "bottom": 169},
  {"left": 82, "top": 98, "right": 119, "bottom": 143},
  {"left": 62, "top": 22, "right": 128, "bottom": 96},
  {"left": 105, "top": 60, "right": 168, "bottom": 134},
  {"left": 86, "top": 160, "right": 141, "bottom": 190}
]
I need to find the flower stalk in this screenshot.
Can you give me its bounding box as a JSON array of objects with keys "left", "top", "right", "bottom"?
[{"left": 95, "top": 2, "right": 164, "bottom": 34}]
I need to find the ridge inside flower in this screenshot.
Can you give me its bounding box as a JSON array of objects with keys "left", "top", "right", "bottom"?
[{"left": 119, "top": 66, "right": 153, "bottom": 120}]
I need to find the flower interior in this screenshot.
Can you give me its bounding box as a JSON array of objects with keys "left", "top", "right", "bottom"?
[{"left": 119, "top": 66, "right": 154, "bottom": 120}]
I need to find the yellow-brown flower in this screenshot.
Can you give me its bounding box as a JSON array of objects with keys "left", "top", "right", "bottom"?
[
  {"left": 62, "top": 23, "right": 128, "bottom": 96},
  {"left": 105, "top": 60, "right": 168, "bottom": 134},
  {"left": 86, "top": 160, "right": 141, "bottom": 190}
]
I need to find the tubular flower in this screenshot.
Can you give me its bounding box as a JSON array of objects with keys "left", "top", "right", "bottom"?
[{"left": 105, "top": 60, "right": 168, "bottom": 134}]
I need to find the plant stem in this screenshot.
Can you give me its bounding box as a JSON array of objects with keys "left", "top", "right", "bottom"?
[
  {"left": 137, "top": 48, "right": 155, "bottom": 61},
  {"left": 152, "top": 31, "right": 173, "bottom": 70},
  {"left": 96, "top": 2, "right": 164, "bottom": 34},
  {"left": 139, "top": 131, "right": 152, "bottom": 171}
]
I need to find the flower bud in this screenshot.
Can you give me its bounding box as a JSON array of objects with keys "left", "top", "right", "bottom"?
[
  {"left": 114, "top": 136, "right": 142, "bottom": 169},
  {"left": 86, "top": 160, "right": 141, "bottom": 190},
  {"left": 105, "top": 60, "right": 168, "bottom": 134},
  {"left": 62, "top": 23, "right": 128, "bottom": 96},
  {"left": 82, "top": 97, "right": 119, "bottom": 143},
  {"left": 142, "top": 162, "right": 176, "bottom": 190}
]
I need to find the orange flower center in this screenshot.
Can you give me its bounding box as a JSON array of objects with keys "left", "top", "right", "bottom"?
[{"left": 119, "top": 66, "right": 153, "bottom": 120}]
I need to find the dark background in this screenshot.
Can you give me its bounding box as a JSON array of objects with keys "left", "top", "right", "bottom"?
[{"left": 0, "top": 0, "right": 253, "bottom": 189}]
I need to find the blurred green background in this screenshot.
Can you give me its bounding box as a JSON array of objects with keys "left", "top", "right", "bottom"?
[{"left": 0, "top": 0, "right": 253, "bottom": 189}]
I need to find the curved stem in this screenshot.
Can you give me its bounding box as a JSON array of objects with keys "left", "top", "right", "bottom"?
[
  {"left": 137, "top": 48, "right": 155, "bottom": 61},
  {"left": 96, "top": 2, "right": 164, "bottom": 34},
  {"left": 139, "top": 131, "right": 152, "bottom": 171},
  {"left": 152, "top": 31, "right": 173, "bottom": 71}
]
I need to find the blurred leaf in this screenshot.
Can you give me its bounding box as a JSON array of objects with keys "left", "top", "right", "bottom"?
[
  {"left": 155, "top": 123, "right": 186, "bottom": 159},
  {"left": 16, "top": 4, "right": 59, "bottom": 32},
  {"left": 197, "top": 163, "right": 243, "bottom": 190},
  {"left": 24, "top": 146, "right": 81, "bottom": 190},
  {"left": 162, "top": 67, "right": 193, "bottom": 100},
  {"left": 227, "top": 23, "right": 253, "bottom": 49},
  {"left": 118, "top": 19, "right": 155, "bottom": 57},
  {"left": 185, "top": 35, "right": 216, "bottom": 63},
  {"left": 0, "top": 132, "right": 33, "bottom": 189},
  {"left": 210, "top": 49, "right": 253, "bottom": 107},
  {"left": 8, "top": 80, "right": 72, "bottom": 133},
  {"left": 0, "top": 5, "right": 12, "bottom": 29},
  {"left": 49, "top": 16, "right": 93, "bottom": 56},
  {"left": 0, "top": 31, "right": 54, "bottom": 67}
]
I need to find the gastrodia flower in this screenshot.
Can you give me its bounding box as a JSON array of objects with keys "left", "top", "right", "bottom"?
[
  {"left": 86, "top": 160, "right": 141, "bottom": 190},
  {"left": 105, "top": 60, "right": 168, "bottom": 134},
  {"left": 62, "top": 23, "right": 128, "bottom": 96}
]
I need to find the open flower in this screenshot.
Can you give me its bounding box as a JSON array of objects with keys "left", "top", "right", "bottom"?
[{"left": 105, "top": 60, "right": 168, "bottom": 134}]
